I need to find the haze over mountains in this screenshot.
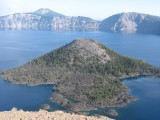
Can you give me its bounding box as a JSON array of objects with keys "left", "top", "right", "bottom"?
[
  {"left": 33, "top": 8, "right": 65, "bottom": 17},
  {"left": 0, "top": 8, "right": 99, "bottom": 31},
  {"left": 0, "top": 8, "right": 160, "bottom": 35},
  {"left": 100, "top": 12, "right": 160, "bottom": 35}
]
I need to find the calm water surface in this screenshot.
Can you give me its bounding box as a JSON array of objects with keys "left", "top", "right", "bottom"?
[
  {"left": 116, "top": 77, "right": 160, "bottom": 120},
  {"left": 0, "top": 31, "right": 160, "bottom": 120},
  {"left": 0, "top": 77, "right": 53, "bottom": 111}
]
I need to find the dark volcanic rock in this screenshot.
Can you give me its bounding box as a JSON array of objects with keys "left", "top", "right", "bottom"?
[{"left": 105, "top": 109, "right": 118, "bottom": 116}]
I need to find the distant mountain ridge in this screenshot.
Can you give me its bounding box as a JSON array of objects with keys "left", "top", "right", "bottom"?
[
  {"left": 33, "top": 8, "right": 65, "bottom": 17},
  {"left": 0, "top": 9, "right": 160, "bottom": 35},
  {"left": 100, "top": 12, "right": 160, "bottom": 35},
  {"left": 0, "top": 8, "right": 100, "bottom": 31}
]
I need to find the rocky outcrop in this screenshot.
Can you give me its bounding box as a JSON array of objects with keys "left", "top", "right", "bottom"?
[
  {"left": 105, "top": 109, "right": 118, "bottom": 116},
  {"left": 100, "top": 12, "right": 160, "bottom": 35},
  {"left": 0, "top": 109, "right": 114, "bottom": 120},
  {"left": 0, "top": 8, "right": 100, "bottom": 31},
  {"left": 41, "top": 104, "right": 51, "bottom": 110}
]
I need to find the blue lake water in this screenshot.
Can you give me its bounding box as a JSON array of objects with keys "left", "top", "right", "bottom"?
[
  {"left": 0, "top": 77, "right": 53, "bottom": 111},
  {"left": 0, "top": 31, "right": 160, "bottom": 119},
  {"left": 116, "top": 76, "right": 160, "bottom": 120}
]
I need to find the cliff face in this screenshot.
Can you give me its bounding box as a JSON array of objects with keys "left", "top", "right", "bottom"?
[
  {"left": 100, "top": 12, "right": 160, "bottom": 35},
  {"left": 0, "top": 109, "right": 114, "bottom": 120},
  {"left": 1, "top": 9, "right": 160, "bottom": 35},
  {"left": 0, "top": 8, "right": 100, "bottom": 31}
]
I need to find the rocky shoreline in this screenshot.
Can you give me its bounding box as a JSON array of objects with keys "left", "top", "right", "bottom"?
[
  {"left": 52, "top": 87, "right": 137, "bottom": 111},
  {"left": 0, "top": 109, "right": 114, "bottom": 120}
]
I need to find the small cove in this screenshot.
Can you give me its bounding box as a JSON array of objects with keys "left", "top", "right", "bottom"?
[
  {"left": 0, "top": 76, "right": 66, "bottom": 111},
  {"left": 0, "top": 76, "right": 53, "bottom": 111}
]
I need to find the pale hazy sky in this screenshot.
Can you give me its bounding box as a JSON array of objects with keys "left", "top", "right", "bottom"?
[{"left": 1, "top": 0, "right": 160, "bottom": 19}]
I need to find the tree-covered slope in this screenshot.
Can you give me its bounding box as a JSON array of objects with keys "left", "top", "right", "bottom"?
[{"left": 2, "top": 39, "right": 159, "bottom": 111}]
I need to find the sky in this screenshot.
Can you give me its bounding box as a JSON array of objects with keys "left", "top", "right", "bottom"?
[{"left": 1, "top": 0, "right": 160, "bottom": 20}]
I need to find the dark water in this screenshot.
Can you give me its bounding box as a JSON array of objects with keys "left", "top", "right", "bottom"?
[
  {"left": 88, "top": 76, "right": 160, "bottom": 120},
  {"left": 115, "top": 76, "right": 160, "bottom": 120},
  {"left": 0, "top": 77, "right": 52, "bottom": 111},
  {"left": 0, "top": 77, "right": 66, "bottom": 111},
  {"left": 0, "top": 31, "right": 160, "bottom": 119}
]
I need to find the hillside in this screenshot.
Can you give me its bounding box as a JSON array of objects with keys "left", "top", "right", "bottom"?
[
  {"left": 100, "top": 12, "right": 160, "bottom": 35},
  {"left": 0, "top": 8, "right": 100, "bottom": 31},
  {"left": 1, "top": 10, "right": 160, "bottom": 35},
  {"left": 2, "top": 39, "right": 159, "bottom": 111},
  {"left": 0, "top": 109, "right": 113, "bottom": 120}
]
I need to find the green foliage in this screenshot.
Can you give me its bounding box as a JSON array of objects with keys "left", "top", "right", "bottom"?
[
  {"left": 9, "top": 40, "right": 160, "bottom": 101},
  {"left": 29, "top": 42, "right": 156, "bottom": 78},
  {"left": 89, "top": 78, "right": 127, "bottom": 101}
]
